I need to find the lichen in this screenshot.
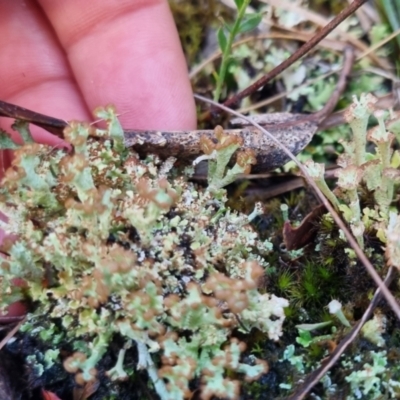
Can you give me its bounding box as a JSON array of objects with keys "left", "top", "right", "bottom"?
[
  {"left": 273, "top": 94, "right": 400, "bottom": 398},
  {"left": 303, "top": 94, "right": 400, "bottom": 250},
  {"left": 345, "top": 351, "right": 392, "bottom": 399},
  {"left": 0, "top": 107, "right": 288, "bottom": 399}
]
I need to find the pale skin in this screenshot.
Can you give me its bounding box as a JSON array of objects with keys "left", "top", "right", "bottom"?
[
  {"left": 0, "top": 0, "right": 196, "bottom": 318},
  {"left": 0, "top": 0, "right": 196, "bottom": 169}
]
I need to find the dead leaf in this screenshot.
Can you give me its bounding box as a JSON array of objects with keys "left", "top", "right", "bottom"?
[
  {"left": 283, "top": 204, "right": 326, "bottom": 250},
  {"left": 73, "top": 380, "right": 100, "bottom": 400},
  {"left": 42, "top": 389, "right": 62, "bottom": 400}
]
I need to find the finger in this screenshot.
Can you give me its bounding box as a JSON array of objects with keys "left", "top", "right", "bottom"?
[
  {"left": 0, "top": 0, "right": 91, "bottom": 146},
  {"left": 37, "top": 0, "right": 197, "bottom": 130}
]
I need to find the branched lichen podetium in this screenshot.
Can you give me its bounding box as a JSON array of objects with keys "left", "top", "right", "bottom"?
[{"left": 0, "top": 106, "right": 288, "bottom": 400}]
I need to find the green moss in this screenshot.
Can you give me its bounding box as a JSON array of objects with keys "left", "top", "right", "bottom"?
[
  {"left": 287, "top": 261, "right": 341, "bottom": 309},
  {"left": 276, "top": 269, "right": 296, "bottom": 294}
]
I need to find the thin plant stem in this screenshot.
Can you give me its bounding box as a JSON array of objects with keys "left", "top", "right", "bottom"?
[{"left": 214, "top": 0, "right": 250, "bottom": 102}]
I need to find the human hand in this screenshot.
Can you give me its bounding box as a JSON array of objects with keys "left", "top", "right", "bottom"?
[
  {"left": 0, "top": 0, "right": 196, "bottom": 169},
  {"left": 0, "top": 0, "right": 197, "bottom": 319}
]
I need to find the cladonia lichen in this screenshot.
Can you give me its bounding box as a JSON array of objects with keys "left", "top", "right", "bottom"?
[
  {"left": 0, "top": 105, "right": 288, "bottom": 399},
  {"left": 304, "top": 94, "right": 400, "bottom": 250}
]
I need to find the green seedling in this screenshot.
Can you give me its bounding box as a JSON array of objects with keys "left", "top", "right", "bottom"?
[{"left": 214, "top": 0, "right": 262, "bottom": 101}]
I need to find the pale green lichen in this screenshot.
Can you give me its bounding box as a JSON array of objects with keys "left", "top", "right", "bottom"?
[
  {"left": 343, "top": 93, "right": 377, "bottom": 166},
  {"left": 195, "top": 125, "right": 256, "bottom": 192},
  {"left": 328, "top": 299, "right": 351, "bottom": 328},
  {"left": 361, "top": 313, "right": 386, "bottom": 347},
  {"left": 278, "top": 94, "right": 400, "bottom": 399},
  {"left": 345, "top": 351, "right": 390, "bottom": 399},
  {"left": 303, "top": 160, "right": 340, "bottom": 210},
  {"left": 386, "top": 211, "right": 400, "bottom": 269},
  {"left": 0, "top": 108, "right": 288, "bottom": 399},
  {"left": 304, "top": 94, "right": 400, "bottom": 249}
]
